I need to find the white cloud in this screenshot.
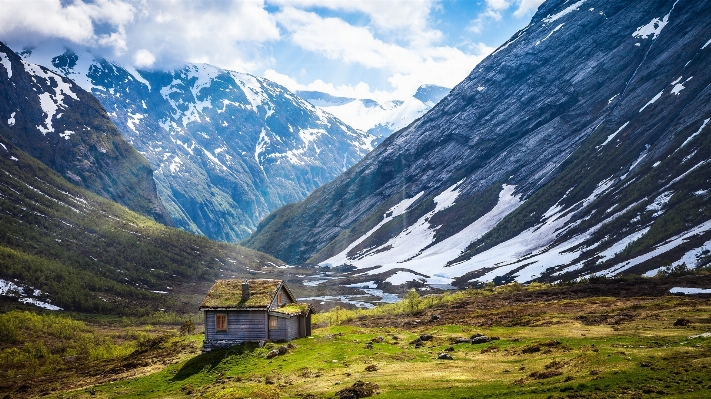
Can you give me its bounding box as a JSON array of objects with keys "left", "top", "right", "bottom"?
[
  {"left": 265, "top": 38, "right": 493, "bottom": 102},
  {"left": 468, "top": 9, "right": 504, "bottom": 34},
  {"left": 126, "top": 0, "right": 280, "bottom": 71},
  {"left": 265, "top": 68, "right": 397, "bottom": 101},
  {"left": 133, "top": 49, "right": 156, "bottom": 67},
  {"left": 469, "top": 0, "right": 542, "bottom": 33},
  {"left": 270, "top": 3, "right": 495, "bottom": 101},
  {"left": 268, "top": 0, "right": 438, "bottom": 42},
  {"left": 487, "top": 0, "right": 511, "bottom": 11},
  {"left": 1, "top": 0, "right": 529, "bottom": 103},
  {"left": 275, "top": 7, "right": 420, "bottom": 70},
  {"left": 0, "top": 0, "right": 135, "bottom": 54},
  {"left": 1, "top": 0, "right": 280, "bottom": 71},
  {"left": 514, "top": 0, "right": 546, "bottom": 17}
]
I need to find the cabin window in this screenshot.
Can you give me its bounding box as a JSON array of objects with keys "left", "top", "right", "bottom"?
[
  {"left": 215, "top": 313, "right": 227, "bottom": 332},
  {"left": 277, "top": 292, "right": 283, "bottom": 305},
  {"left": 269, "top": 316, "right": 278, "bottom": 329}
]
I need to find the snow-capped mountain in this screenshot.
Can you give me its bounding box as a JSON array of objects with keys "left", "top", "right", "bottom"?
[
  {"left": 19, "top": 46, "right": 375, "bottom": 241},
  {"left": 0, "top": 42, "right": 169, "bottom": 224},
  {"left": 297, "top": 84, "right": 450, "bottom": 141},
  {"left": 246, "top": 0, "right": 711, "bottom": 288}
]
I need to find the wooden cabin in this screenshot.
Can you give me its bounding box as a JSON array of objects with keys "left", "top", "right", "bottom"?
[{"left": 199, "top": 279, "right": 312, "bottom": 351}]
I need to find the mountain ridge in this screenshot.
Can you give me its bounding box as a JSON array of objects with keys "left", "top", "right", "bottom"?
[
  {"left": 297, "top": 85, "right": 450, "bottom": 141},
  {"left": 0, "top": 42, "right": 170, "bottom": 224},
  {"left": 19, "top": 46, "right": 375, "bottom": 241}
]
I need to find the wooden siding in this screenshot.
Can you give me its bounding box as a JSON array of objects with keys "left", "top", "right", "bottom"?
[
  {"left": 269, "top": 286, "right": 293, "bottom": 309},
  {"left": 286, "top": 316, "right": 300, "bottom": 341},
  {"left": 204, "top": 310, "right": 267, "bottom": 342},
  {"left": 267, "top": 314, "right": 300, "bottom": 341}
]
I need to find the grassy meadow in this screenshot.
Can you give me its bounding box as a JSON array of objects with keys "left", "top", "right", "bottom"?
[{"left": 1, "top": 278, "right": 710, "bottom": 398}]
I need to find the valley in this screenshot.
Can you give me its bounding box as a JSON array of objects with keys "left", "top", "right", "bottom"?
[
  {"left": 1, "top": 0, "right": 711, "bottom": 397},
  {"left": 2, "top": 276, "right": 710, "bottom": 398}
]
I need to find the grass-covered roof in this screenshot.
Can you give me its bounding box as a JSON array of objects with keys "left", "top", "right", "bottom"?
[
  {"left": 200, "top": 279, "right": 281, "bottom": 309},
  {"left": 271, "top": 303, "right": 312, "bottom": 316}
]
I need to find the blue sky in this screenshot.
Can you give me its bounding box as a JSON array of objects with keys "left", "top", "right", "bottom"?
[{"left": 0, "top": 0, "right": 544, "bottom": 101}]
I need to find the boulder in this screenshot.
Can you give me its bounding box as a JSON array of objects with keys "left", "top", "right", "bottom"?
[{"left": 471, "top": 335, "right": 490, "bottom": 344}]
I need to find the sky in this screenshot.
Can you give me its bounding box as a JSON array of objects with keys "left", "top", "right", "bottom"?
[{"left": 0, "top": 0, "right": 544, "bottom": 101}]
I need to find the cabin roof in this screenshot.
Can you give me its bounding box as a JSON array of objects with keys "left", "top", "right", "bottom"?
[
  {"left": 200, "top": 279, "right": 286, "bottom": 309},
  {"left": 271, "top": 303, "right": 312, "bottom": 316}
]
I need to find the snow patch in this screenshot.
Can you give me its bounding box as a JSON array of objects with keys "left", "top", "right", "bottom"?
[
  {"left": 645, "top": 191, "right": 673, "bottom": 216},
  {"left": 536, "top": 23, "right": 564, "bottom": 46},
  {"left": 596, "top": 227, "right": 650, "bottom": 264},
  {"left": 542, "top": 0, "right": 586, "bottom": 24},
  {"left": 124, "top": 64, "right": 151, "bottom": 91},
  {"left": 168, "top": 156, "right": 182, "bottom": 173},
  {"left": 632, "top": 5, "right": 673, "bottom": 41},
  {"left": 0, "top": 51, "right": 11, "bottom": 78},
  {"left": 321, "top": 191, "right": 425, "bottom": 268},
  {"left": 639, "top": 90, "right": 664, "bottom": 112},
  {"left": 19, "top": 298, "right": 62, "bottom": 310},
  {"left": 598, "top": 219, "right": 711, "bottom": 277},
  {"left": 7, "top": 111, "right": 15, "bottom": 126},
  {"left": 255, "top": 128, "right": 270, "bottom": 166},
  {"left": 702, "top": 39, "right": 711, "bottom": 49},
  {"left": 1, "top": 279, "right": 62, "bottom": 310},
  {"left": 385, "top": 272, "right": 426, "bottom": 285},
  {"left": 598, "top": 122, "right": 629, "bottom": 148},
  {"left": 127, "top": 112, "right": 145, "bottom": 133},
  {"left": 59, "top": 130, "right": 74, "bottom": 140},
  {"left": 678, "top": 119, "right": 709, "bottom": 151},
  {"left": 23, "top": 61, "right": 80, "bottom": 135},
  {"left": 670, "top": 287, "right": 711, "bottom": 295},
  {"left": 345, "top": 281, "right": 378, "bottom": 289},
  {"left": 668, "top": 237, "right": 711, "bottom": 271}
]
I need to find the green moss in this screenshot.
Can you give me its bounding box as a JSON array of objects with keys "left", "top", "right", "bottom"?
[{"left": 200, "top": 279, "right": 281, "bottom": 309}]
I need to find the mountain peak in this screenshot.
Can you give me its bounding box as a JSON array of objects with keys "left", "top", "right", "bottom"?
[{"left": 413, "top": 84, "right": 450, "bottom": 105}]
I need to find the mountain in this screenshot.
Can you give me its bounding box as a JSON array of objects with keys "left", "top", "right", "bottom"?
[
  {"left": 19, "top": 46, "right": 375, "bottom": 241},
  {"left": 245, "top": 0, "right": 711, "bottom": 288},
  {"left": 0, "top": 42, "right": 170, "bottom": 224},
  {"left": 297, "top": 84, "right": 450, "bottom": 141},
  {"left": 412, "top": 84, "right": 452, "bottom": 105},
  {"left": 0, "top": 134, "right": 285, "bottom": 314}
]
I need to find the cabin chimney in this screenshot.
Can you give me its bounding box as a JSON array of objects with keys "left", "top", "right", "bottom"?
[{"left": 241, "top": 279, "right": 250, "bottom": 300}]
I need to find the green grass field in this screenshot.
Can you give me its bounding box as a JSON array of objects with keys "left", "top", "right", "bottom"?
[{"left": 2, "top": 281, "right": 710, "bottom": 398}]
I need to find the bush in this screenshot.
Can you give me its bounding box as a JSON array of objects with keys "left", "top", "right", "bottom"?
[{"left": 180, "top": 320, "right": 196, "bottom": 336}]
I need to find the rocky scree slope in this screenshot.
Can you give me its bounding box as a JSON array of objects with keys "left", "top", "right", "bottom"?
[
  {"left": 21, "top": 47, "right": 375, "bottom": 241},
  {"left": 0, "top": 42, "right": 169, "bottom": 224},
  {"left": 0, "top": 135, "right": 283, "bottom": 314},
  {"left": 297, "top": 84, "right": 450, "bottom": 142},
  {"left": 245, "top": 0, "right": 711, "bottom": 288}
]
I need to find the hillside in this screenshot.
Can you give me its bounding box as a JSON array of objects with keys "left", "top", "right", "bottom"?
[
  {"left": 245, "top": 0, "right": 711, "bottom": 288},
  {"left": 0, "top": 135, "right": 287, "bottom": 314},
  {"left": 20, "top": 46, "right": 375, "bottom": 241},
  {"left": 0, "top": 42, "right": 170, "bottom": 224}
]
